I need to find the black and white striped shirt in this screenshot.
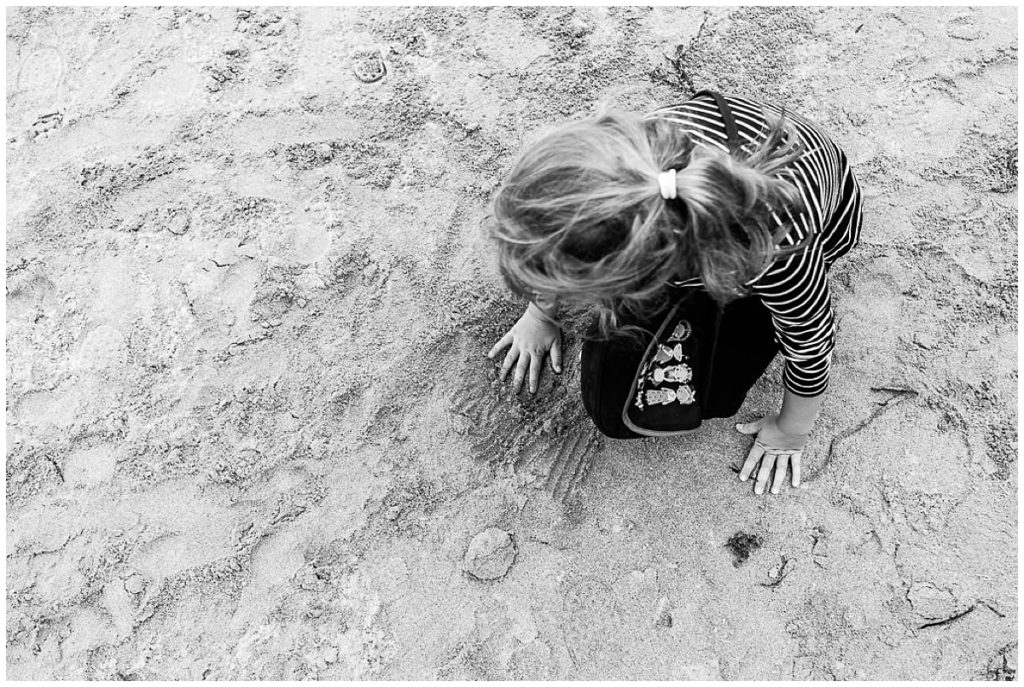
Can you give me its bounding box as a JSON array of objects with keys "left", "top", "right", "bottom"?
[{"left": 645, "top": 93, "right": 864, "bottom": 396}]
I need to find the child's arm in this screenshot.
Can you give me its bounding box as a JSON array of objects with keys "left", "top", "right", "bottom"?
[
  {"left": 738, "top": 233, "right": 834, "bottom": 495},
  {"left": 778, "top": 387, "right": 824, "bottom": 436}
]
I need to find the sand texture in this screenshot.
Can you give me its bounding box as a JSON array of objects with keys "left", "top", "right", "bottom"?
[{"left": 5, "top": 6, "right": 1017, "bottom": 680}]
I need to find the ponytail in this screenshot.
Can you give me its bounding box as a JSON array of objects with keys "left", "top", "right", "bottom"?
[
  {"left": 658, "top": 114, "right": 806, "bottom": 301},
  {"left": 489, "top": 105, "right": 806, "bottom": 337}
]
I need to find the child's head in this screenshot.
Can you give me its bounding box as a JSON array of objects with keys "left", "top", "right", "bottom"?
[{"left": 489, "top": 105, "right": 804, "bottom": 333}]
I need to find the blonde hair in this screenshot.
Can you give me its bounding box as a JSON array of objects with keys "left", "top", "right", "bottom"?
[{"left": 488, "top": 105, "right": 807, "bottom": 336}]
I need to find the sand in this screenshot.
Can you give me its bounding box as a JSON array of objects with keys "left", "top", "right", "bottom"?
[{"left": 5, "top": 5, "right": 1017, "bottom": 680}]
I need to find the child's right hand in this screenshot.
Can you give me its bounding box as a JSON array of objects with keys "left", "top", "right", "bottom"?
[{"left": 487, "top": 303, "right": 562, "bottom": 394}]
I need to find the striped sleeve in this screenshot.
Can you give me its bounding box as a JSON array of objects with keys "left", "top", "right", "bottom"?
[{"left": 751, "top": 234, "right": 835, "bottom": 396}]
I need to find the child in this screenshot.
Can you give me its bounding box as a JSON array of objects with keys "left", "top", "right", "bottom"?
[{"left": 486, "top": 91, "right": 863, "bottom": 497}]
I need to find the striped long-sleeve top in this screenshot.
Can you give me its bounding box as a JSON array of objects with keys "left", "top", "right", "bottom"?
[{"left": 645, "top": 93, "right": 864, "bottom": 396}]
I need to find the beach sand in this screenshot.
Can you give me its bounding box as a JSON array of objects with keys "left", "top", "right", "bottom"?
[{"left": 5, "top": 6, "right": 1017, "bottom": 679}]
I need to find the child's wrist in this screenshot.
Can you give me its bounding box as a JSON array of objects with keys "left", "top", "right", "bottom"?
[
  {"left": 528, "top": 300, "right": 560, "bottom": 326},
  {"left": 775, "top": 413, "right": 813, "bottom": 437},
  {"left": 778, "top": 388, "right": 824, "bottom": 436}
]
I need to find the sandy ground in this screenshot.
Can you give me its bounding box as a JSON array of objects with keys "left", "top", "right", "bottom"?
[{"left": 5, "top": 5, "right": 1018, "bottom": 680}]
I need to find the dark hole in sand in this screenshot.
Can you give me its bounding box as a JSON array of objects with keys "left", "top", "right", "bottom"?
[{"left": 725, "top": 532, "right": 763, "bottom": 567}]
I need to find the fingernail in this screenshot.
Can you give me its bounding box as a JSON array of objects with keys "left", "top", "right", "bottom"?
[
  {"left": 772, "top": 488, "right": 780, "bottom": 495},
  {"left": 555, "top": 366, "right": 561, "bottom": 373}
]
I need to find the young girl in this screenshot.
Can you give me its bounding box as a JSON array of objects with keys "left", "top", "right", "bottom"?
[{"left": 486, "top": 91, "right": 863, "bottom": 497}]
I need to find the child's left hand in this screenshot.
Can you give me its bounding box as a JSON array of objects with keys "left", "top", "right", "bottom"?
[{"left": 735, "top": 415, "right": 808, "bottom": 495}]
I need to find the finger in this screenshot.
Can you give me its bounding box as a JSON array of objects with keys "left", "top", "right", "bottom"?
[
  {"left": 739, "top": 442, "right": 765, "bottom": 482},
  {"left": 735, "top": 418, "right": 764, "bottom": 435},
  {"left": 550, "top": 335, "right": 562, "bottom": 373},
  {"left": 754, "top": 451, "right": 776, "bottom": 495},
  {"left": 488, "top": 332, "right": 513, "bottom": 359},
  {"left": 512, "top": 352, "right": 530, "bottom": 393},
  {"left": 528, "top": 351, "right": 542, "bottom": 393},
  {"left": 791, "top": 452, "right": 802, "bottom": 487},
  {"left": 499, "top": 345, "right": 519, "bottom": 381},
  {"left": 771, "top": 453, "right": 790, "bottom": 494}
]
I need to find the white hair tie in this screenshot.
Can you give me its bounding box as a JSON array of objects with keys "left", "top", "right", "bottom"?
[{"left": 658, "top": 169, "right": 678, "bottom": 200}]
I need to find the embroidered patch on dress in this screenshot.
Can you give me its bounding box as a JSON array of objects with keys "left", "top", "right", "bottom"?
[
  {"left": 653, "top": 343, "right": 684, "bottom": 364},
  {"left": 634, "top": 387, "right": 645, "bottom": 409},
  {"left": 668, "top": 321, "right": 692, "bottom": 342},
  {"left": 675, "top": 385, "right": 696, "bottom": 405},
  {"left": 645, "top": 388, "right": 678, "bottom": 406},
  {"left": 643, "top": 385, "right": 697, "bottom": 406},
  {"left": 652, "top": 363, "right": 692, "bottom": 385}
]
